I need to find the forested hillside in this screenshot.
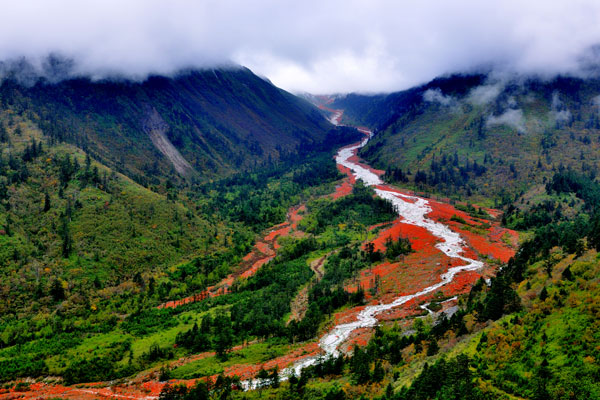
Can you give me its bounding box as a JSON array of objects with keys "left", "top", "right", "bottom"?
[
  {"left": 330, "top": 75, "right": 600, "bottom": 206},
  {"left": 0, "top": 65, "right": 332, "bottom": 185},
  {"left": 0, "top": 75, "right": 371, "bottom": 388}
]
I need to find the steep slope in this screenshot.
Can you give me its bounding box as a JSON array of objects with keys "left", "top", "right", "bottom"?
[
  {"left": 328, "top": 74, "right": 485, "bottom": 128},
  {"left": 0, "top": 117, "right": 221, "bottom": 317},
  {"left": 328, "top": 75, "right": 600, "bottom": 205},
  {"left": 0, "top": 66, "right": 332, "bottom": 184}
]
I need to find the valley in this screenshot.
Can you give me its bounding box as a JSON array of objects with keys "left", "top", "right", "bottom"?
[
  {"left": 3, "top": 3, "right": 600, "bottom": 399},
  {"left": 0, "top": 107, "right": 516, "bottom": 398},
  {"left": 1, "top": 72, "right": 599, "bottom": 400}
]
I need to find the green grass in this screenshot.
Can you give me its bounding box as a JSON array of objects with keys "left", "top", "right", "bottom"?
[{"left": 170, "top": 339, "right": 302, "bottom": 379}]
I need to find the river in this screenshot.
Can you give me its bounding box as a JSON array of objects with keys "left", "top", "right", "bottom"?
[{"left": 242, "top": 125, "right": 484, "bottom": 389}]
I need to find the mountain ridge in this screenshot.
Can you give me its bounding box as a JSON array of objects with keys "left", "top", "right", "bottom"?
[
  {"left": 0, "top": 66, "right": 333, "bottom": 185},
  {"left": 322, "top": 74, "right": 600, "bottom": 205}
]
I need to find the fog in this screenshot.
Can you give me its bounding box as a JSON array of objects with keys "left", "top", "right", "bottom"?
[
  {"left": 486, "top": 109, "right": 526, "bottom": 133},
  {"left": 1, "top": 0, "right": 600, "bottom": 93}
]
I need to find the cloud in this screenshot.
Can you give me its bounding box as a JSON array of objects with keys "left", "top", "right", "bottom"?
[
  {"left": 1, "top": 0, "right": 600, "bottom": 93},
  {"left": 423, "top": 88, "right": 456, "bottom": 106},
  {"left": 592, "top": 95, "right": 600, "bottom": 111},
  {"left": 468, "top": 84, "right": 504, "bottom": 105},
  {"left": 552, "top": 110, "right": 572, "bottom": 124},
  {"left": 550, "top": 92, "right": 572, "bottom": 125},
  {"left": 486, "top": 109, "right": 526, "bottom": 133},
  {"left": 551, "top": 92, "right": 564, "bottom": 110}
]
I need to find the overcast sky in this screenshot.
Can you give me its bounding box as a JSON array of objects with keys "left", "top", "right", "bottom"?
[{"left": 2, "top": 0, "right": 600, "bottom": 93}]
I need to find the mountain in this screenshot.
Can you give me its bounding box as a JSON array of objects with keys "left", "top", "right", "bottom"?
[
  {"left": 0, "top": 64, "right": 366, "bottom": 385},
  {"left": 331, "top": 74, "right": 600, "bottom": 205},
  {"left": 0, "top": 66, "right": 332, "bottom": 185},
  {"left": 329, "top": 74, "right": 485, "bottom": 128}
]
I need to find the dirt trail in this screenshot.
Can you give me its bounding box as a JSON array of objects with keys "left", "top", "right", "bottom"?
[
  {"left": 288, "top": 286, "right": 310, "bottom": 324},
  {"left": 310, "top": 255, "right": 326, "bottom": 280},
  {"left": 288, "top": 254, "right": 328, "bottom": 323}
]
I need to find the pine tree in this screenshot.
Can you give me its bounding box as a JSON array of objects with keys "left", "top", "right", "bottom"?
[
  {"left": 0, "top": 124, "right": 8, "bottom": 142},
  {"left": 372, "top": 360, "right": 385, "bottom": 382},
  {"left": 50, "top": 279, "right": 65, "bottom": 301},
  {"left": 4, "top": 214, "right": 12, "bottom": 236},
  {"left": 427, "top": 339, "right": 439, "bottom": 356},
  {"left": 562, "top": 265, "right": 573, "bottom": 281},
  {"left": 43, "top": 192, "right": 51, "bottom": 212},
  {"left": 60, "top": 214, "right": 72, "bottom": 258},
  {"left": 269, "top": 366, "right": 280, "bottom": 388},
  {"left": 213, "top": 313, "right": 234, "bottom": 360},
  {"left": 538, "top": 286, "right": 548, "bottom": 303}
]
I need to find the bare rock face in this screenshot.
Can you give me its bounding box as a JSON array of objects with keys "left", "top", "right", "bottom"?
[{"left": 143, "top": 108, "right": 192, "bottom": 175}]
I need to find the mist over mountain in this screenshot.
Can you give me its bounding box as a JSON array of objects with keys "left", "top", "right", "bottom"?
[
  {"left": 3, "top": 1, "right": 600, "bottom": 93},
  {"left": 326, "top": 72, "right": 600, "bottom": 205}
]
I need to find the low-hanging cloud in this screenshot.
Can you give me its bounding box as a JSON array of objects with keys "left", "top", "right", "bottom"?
[
  {"left": 486, "top": 109, "right": 526, "bottom": 133},
  {"left": 2, "top": 0, "right": 600, "bottom": 93},
  {"left": 423, "top": 89, "right": 455, "bottom": 106},
  {"left": 592, "top": 95, "right": 600, "bottom": 111},
  {"left": 467, "top": 84, "right": 504, "bottom": 105},
  {"left": 550, "top": 92, "right": 572, "bottom": 125},
  {"left": 423, "top": 88, "right": 461, "bottom": 114}
]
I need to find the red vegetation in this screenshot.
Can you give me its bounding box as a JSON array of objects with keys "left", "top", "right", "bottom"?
[
  {"left": 332, "top": 179, "right": 353, "bottom": 199},
  {"left": 340, "top": 328, "right": 373, "bottom": 352},
  {"left": 224, "top": 342, "right": 321, "bottom": 382},
  {"left": 441, "top": 270, "right": 482, "bottom": 296},
  {"left": 341, "top": 184, "right": 517, "bottom": 326},
  {"left": 19, "top": 112, "right": 523, "bottom": 396},
  {"left": 1, "top": 381, "right": 165, "bottom": 400}
]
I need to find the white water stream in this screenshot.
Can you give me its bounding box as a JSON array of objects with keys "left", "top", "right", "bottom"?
[{"left": 242, "top": 128, "right": 483, "bottom": 389}]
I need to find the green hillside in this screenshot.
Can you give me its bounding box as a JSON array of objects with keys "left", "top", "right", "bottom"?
[
  {"left": 332, "top": 75, "right": 600, "bottom": 206},
  {"left": 0, "top": 66, "right": 332, "bottom": 185},
  {"left": 2, "top": 69, "right": 600, "bottom": 400},
  {"left": 0, "top": 74, "right": 366, "bottom": 383}
]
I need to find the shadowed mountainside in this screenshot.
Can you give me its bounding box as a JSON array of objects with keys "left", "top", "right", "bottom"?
[{"left": 0, "top": 66, "right": 332, "bottom": 184}]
